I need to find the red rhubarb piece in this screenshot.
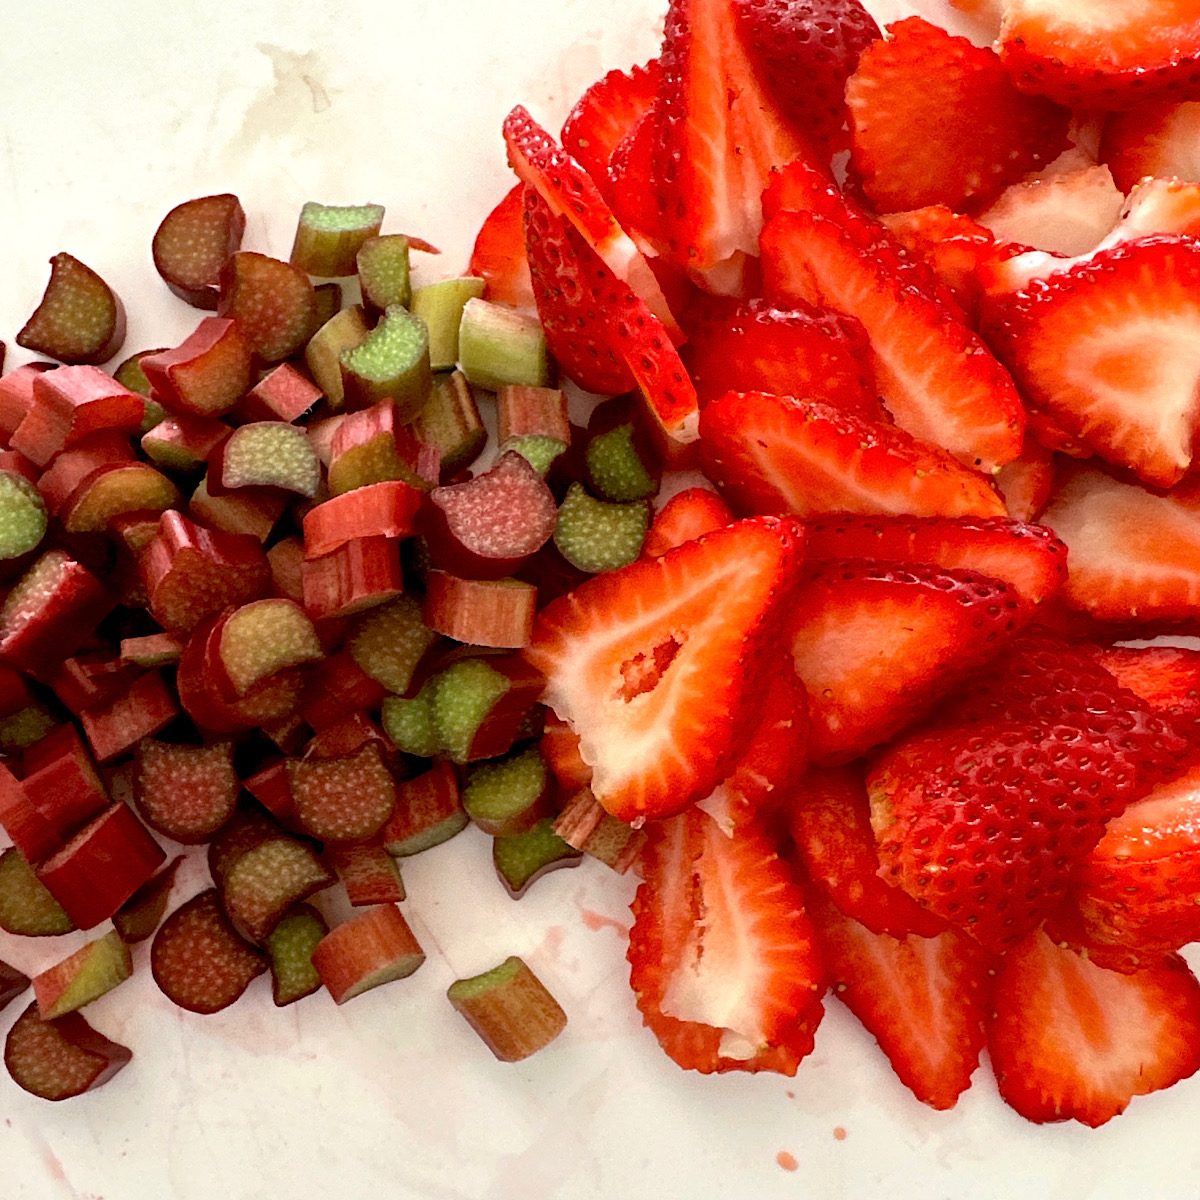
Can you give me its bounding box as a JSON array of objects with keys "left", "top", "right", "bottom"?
[
  {"left": 142, "top": 409, "right": 231, "bottom": 470},
  {"left": 208, "top": 597, "right": 323, "bottom": 699},
  {"left": 300, "top": 536, "right": 404, "bottom": 621},
  {"left": 0, "top": 363, "right": 54, "bottom": 441},
  {"left": 326, "top": 399, "right": 438, "bottom": 497},
  {"left": 311, "top": 903, "right": 425, "bottom": 1004},
  {"left": 78, "top": 670, "right": 179, "bottom": 764},
  {"left": 221, "top": 835, "right": 334, "bottom": 943},
  {"left": 218, "top": 251, "right": 317, "bottom": 363},
  {"left": 5, "top": 1002, "right": 132, "bottom": 1100},
  {"left": 328, "top": 840, "right": 405, "bottom": 906},
  {"left": 16, "top": 253, "right": 126, "bottom": 366},
  {"left": 120, "top": 632, "right": 185, "bottom": 669},
  {"left": 33, "top": 929, "right": 133, "bottom": 1019},
  {"left": 447, "top": 956, "right": 567, "bottom": 1062},
  {"left": 61, "top": 462, "right": 179, "bottom": 535},
  {"left": 135, "top": 739, "right": 238, "bottom": 843},
  {"left": 238, "top": 361, "right": 322, "bottom": 424},
  {"left": 9, "top": 733, "right": 111, "bottom": 860},
  {"left": 287, "top": 741, "right": 397, "bottom": 844},
  {"left": 422, "top": 571, "right": 537, "bottom": 649},
  {"left": 206, "top": 420, "right": 320, "bottom": 499},
  {"left": 112, "top": 854, "right": 183, "bottom": 943},
  {"left": 140, "top": 317, "right": 254, "bottom": 419},
  {"left": 302, "top": 481, "right": 422, "bottom": 558},
  {"left": 298, "top": 648, "right": 389, "bottom": 731},
  {"left": 381, "top": 759, "right": 467, "bottom": 856},
  {"left": 0, "top": 959, "right": 29, "bottom": 1012},
  {"left": 152, "top": 193, "right": 246, "bottom": 309},
  {"left": 190, "top": 475, "right": 285, "bottom": 543},
  {"left": 36, "top": 431, "right": 136, "bottom": 518}
]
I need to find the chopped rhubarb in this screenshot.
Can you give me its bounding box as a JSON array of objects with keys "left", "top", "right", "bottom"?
[
  {"left": 79, "top": 670, "right": 180, "bottom": 764},
  {"left": 297, "top": 648, "right": 388, "bottom": 730},
  {"left": 287, "top": 741, "right": 397, "bottom": 843},
  {"left": 267, "top": 534, "right": 306, "bottom": 603},
  {"left": 142, "top": 409, "right": 231, "bottom": 470},
  {"left": 410, "top": 277, "right": 487, "bottom": 371},
  {"left": 190, "top": 474, "right": 286, "bottom": 543},
  {"left": 496, "top": 384, "right": 570, "bottom": 474},
  {"left": 208, "top": 421, "right": 320, "bottom": 498},
  {"left": 112, "top": 854, "right": 183, "bottom": 943},
  {"left": 381, "top": 759, "right": 467, "bottom": 856},
  {"left": 447, "top": 956, "right": 567, "bottom": 1061},
  {"left": 492, "top": 818, "right": 582, "bottom": 898},
  {"left": 0, "top": 959, "right": 29, "bottom": 1012},
  {"left": 462, "top": 746, "right": 554, "bottom": 836},
  {"left": 301, "top": 536, "right": 404, "bottom": 621},
  {"left": 348, "top": 594, "right": 439, "bottom": 694},
  {"left": 33, "top": 930, "right": 133, "bottom": 1019},
  {"left": 112, "top": 348, "right": 162, "bottom": 399},
  {"left": 242, "top": 759, "right": 298, "bottom": 826},
  {"left": 140, "top": 318, "right": 254, "bottom": 418},
  {"left": 0, "top": 704, "right": 58, "bottom": 754},
  {"left": 291, "top": 201, "right": 386, "bottom": 277},
  {"left": 151, "top": 889, "right": 267, "bottom": 1013},
  {"left": 328, "top": 840, "right": 406, "bottom": 906},
  {"left": 340, "top": 305, "right": 432, "bottom": 418},
  {"left": 264, "top": 903, "right": 328, "bottom": 1005},
  {"left": 37, "top": 432, "right": 137, "bottom": 518},
  {"left": 0, "top": 847, "right": 75, "bottom": 936},
  {"left": 413, "top": 370, "right": 487, "bottom": 478},
  {"left": 61, "top": 462, "right": 180, "bottom": 534},
  {"left": 429, "top": 653, "right": 544, "bottom": 763},
  {"left": 0, "top": 363, "right": 54, "bottom": 440},
  {"left": 356, "top": 234, "right": 413, "bottom": 313},
  {"left": 218, "top": 251, "right": 317, "bottom": 363},
  {"left": 11, "top": 732, "right": 111, "bottom": 858},
  {"left": 585, "top": 394, "right": 662, "bottom": 503},
  {"left": 302, "top": 480, "right": 422, "bottom": 558},
  {"left": 152, "top": 194, "right": 246, "bottom": 309},
  {"left": 306, "top": 711, "right": 388, "bottom": 759},
  {"left": 422, "top": 571, "right": 537, "bottom": 649},
  {"left": 208, "top": 806, "right": 289, "bottom": 890},
  {"left": 553, "top": 789, "right": 644, "bottom": 874},
  {"left": 326, "top": 399, "right": 437, "bottom": 496},
  {"left": 0, "top": 470, "right": 46, "bottom": 562},
  {"left": 221, "top": 835, "right": 334, "bottom": 943},
  {"left": 457, "top": 298, "right": 550, "bottom": 391},
  {"left": 5, "top": 1002, "right": 132, "bottom": 1100},
  {"left": 310, "top": 903, "right": 425, "bottom": 1003},
  {"left": 16, "top": 253, "right": 125, "bottom": 366},
  {"left": 134, "top": 739, "right": 238, "bottom": 843},
  {"left": 381, "top": 685, "right": 439, "bottom": 758},
  {"left": 238, "top": 362, "right": 322, "bottom": 424},
  {"left": 211, "top": 598, "right": 322, "bottom": 697},
  {"left": 119, "top": 632, "right": 185, "bottom": 669},
  {"left": 305, "top": 305, "right": 370, "bottom": 410},
  {"left": 553, "top": 482, "right": 651, "bottom": 574}
]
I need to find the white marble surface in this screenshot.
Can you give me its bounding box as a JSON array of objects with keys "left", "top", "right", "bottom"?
[{"left": 3, "top": 2, "right": 1199, "bottom": 1197}]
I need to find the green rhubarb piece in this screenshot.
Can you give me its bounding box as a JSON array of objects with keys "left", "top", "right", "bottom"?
[
  {"left": 291, "top": 202, "right": 385, "bottom": 278},
  {"left": 348, "top": 593, "right": 438, "bottom": 694},
  {"left": 503, "top": 434, "right": 568, "bottom": 476},
  {"left": 305, "top": 305, "right": 370, "bottom": 410},
  {"left": 492, "top": 818, "right": 582, "bottom": 898},
  {"left": 113, "top": 855, "right": 183, "bottom": 943},
  {"left": 264, "top": 903, "right": 328, "bottom": 1005},
  {"left": 222, "top": 837, "right": 335, "bottom": 944},
  {"left": 457, "top": 299, "right": 549, "bottom": 391},
  {"left": 586, "top": 424, "right": 658, "bottom": 503},
  {"left": 0, "top": 848, "right": 75, "bottom": 936},
  {"left": 381, "top": 684, "right": 440, "bottom": 758},
  {"left": 431, "top": 658, "right": 510, "bottom": 764},
  {"left": 340, "top": 305, "right": 432, "bottom": 419},
  {"left": 139, "top": 397, "right": 168, "bottom": 434},
  {"left": 463, "top": 746, "right": 549, "bottom": 836},
  {"left": 0, "top": 472, "right": 47, "bottom": 561},
  {"left": 16, "top": 252, "right": 125, "bottom": 366},
  {"left": 553, "top": 483, "right": 650, "bottom": 574},
  {"left": 312, "top": 281, "right": 343, "bottom": 331},
  {"left": 35, "top": 930, "right": 133, "bottom": 1019},
  {"left": 413, "top": 370, "right": 486, "bottom": 477},
  {"left": 112, "top": 349, "right": 162, "bottom": 400},
  {"left": 141, "top": 423, "right": 209, "bottom": 472},
  {"left": 221, "top": 422, "right": 321, "bottom": 498},
  {"left": 410, "top": 278, "right": 487, "bottom": 372},
  {"left": 447, "top": 955, "right": 567, "bottom": 1062},
  {"left": 0, "top": 704, "right": 58, "bottom": 754},
  {"left": 356, "top": 234, "right": 412, "bottom": 311}
]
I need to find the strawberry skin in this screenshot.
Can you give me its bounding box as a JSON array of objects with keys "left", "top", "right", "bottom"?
[
  {"left": 698, "top": 391, "right": 1007, "bottom": 521},
  {"left": 561, "top": 59, "right": 661, "bottom": 189},
  {"left": 988, "top": 235, "right": 1200, "bottom": 488},
  {"left": 628, "top": 806, "right": 825, "bottom": 1072},
  {"left": 988, "top": 928, "right": 1200, "bottom": 1127},
  {"left": 1085, "top": 644, "right": 1200, "bottom": 717},
  {"left": 1102, "top": 100, "right": 1200, "bottom": 194},
  {"left": 468, "top": 184, "right": 535, "bottom": 311},
  {"left": 847, "top": 17, "right": 1068, "bottom": 215},
  {"left": 524, "top": 515, "right": 804, "bottom": 824}
]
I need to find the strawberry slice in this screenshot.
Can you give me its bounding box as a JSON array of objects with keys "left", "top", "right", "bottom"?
[
  {"left": 468, "top": 184, "right": 535, "bottom": 311},
  {"left": 808, "top": 891, "right": 992, "bottom": 1110},
  {"left": 732, "top": 0, "right": 880, "bottom": 161},
  {"left": 1102, "top": 100, "right": 1200, "bottom": 194},
  {"left": 561, "top": 60, "right": 661, "bottom": 190},
  {"left": 1038, "top": 466, "right": 1200, "bottom": 626},
  {"left": 993, "top": 435, "right": 1055, "bottom": 522},
  {"left": 680, "top": 296, "right": 882, "bottom": 419},
  {"left": 786, "top": 765, "right": 948, "bottom": 939},
  {"left": 988, "top": 235, "right": 1200, "bottom": 488},
  {"left": 502, "top": 105, "right": 679, "bottom": 337},
  {"left": 988, "top": 928, "right": 1200, "bottom": 1126},
  {"left": 641, "top": 486, "right": 733, "bottom": 558},
  {"left": 1086, "top": 643, "right": 1200, "bottom": 716},
  {"left": 607, "top": 109, "right": 666, "bottom": 252},
  {"left": 627, "top": 806, "right": 824, "bottom": 1072},
  {"left": 652, "top": 0, "right": 820, "bottom": 295},
  {"left": 998, "top": 1, "right": 1200, "bottom": 110},
  {"left": 698, "top": 392, "right": 1007, "bottom": 521},
  {"left": 846, "top": 17, "right": 1069, "bottom": 215},
  {"left": 784, "top": 559, "right": 1021, "bottom": 765},
  {"left": 523, "top": 515, "right": 804, "bottom": 824}
]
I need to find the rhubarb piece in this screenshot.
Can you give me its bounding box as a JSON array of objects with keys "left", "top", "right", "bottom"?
[
  {"left": 381, "top": 685, "right": 439, "bottom": 757},
  {"left": 340, "top": 305, "right": 432, "bottom": 417},
  {"left": 152, "top": 889, "right": 267, "bottom": 1013},
  {"left": 241, "top": 759, "right": 297, "bottom": 826},
  {"left": 496, "top": 384, "right": 570, "bottom": 474},
  {"left": 585, "top": 393, "right": 661, "bottom": 503},
  {"left": 302, "top": 480, "right": 422, "bottom": 558},
  {"left": 221, "top": 835, "right": 335, "bottom": 943},
  {"left": 134, "top": 739, "right": 238, "bottom": 843},
  {"left": 429, "top": 654, "right": 544, "bottom": 764},
  {"left": 422, "top": 451, "right": 558, "bottom": 580},
  {"left": 112, "top": 854, "right": 183, "bottom": 943},
  {"left": 0, "top": 848, "right": 75, "bottom": 936},
  {"left": 306, "top": 306, "right": 370, "bottom": 410},
  {"left": 36, "top": 802, "right": 166, "bottom": 929},
  {"left": 356, "top": 234, "right": 412, "bottom": 312},
  {"left": 301, "top": 536, "right": 403, "bottom": 621},
  {"left": 153, "top": 194, "right": 246, "bottom": 309},
  {"left": 297, "top": 648, "right": 388, "bottom": 730},
  {"left": 447, "top": 956, "right": 567, "bottom": 1061},
  {"left": 457, "top": 298, "right": 550, "bottom": 391},
  {"left": 210, "top": 421, "right": 320, "bottom": 498},
  {"left": 462, "top": 745, "right": 553, "bottom": 836},
  {"left": 79, "top": 670, "right": 179, "bottom": 764},
  {"left": 143, "top": 510, "right": 270, "bottom": 634},
  {"left": 120, "top": 632, "right": 185, "bottom": 669},
  {"left": 140, "top": 317, "right": 254, "bottom": 418},
  {"left": 310, "top": 903, "right": 425, "bottom": 1003},
  {"left": 286, "top": 741, "right": 396, "bottom": 843},
  {"left": 218, "top": 251, "right": 317, "bottom": 363},
  {"left": 0, "top": 471, "right": 47, "bottom": 561},
  {"left": 0, "top": 959, "right": 29, "bottom": 1012},
  {"left": 0, "top": 550, "right": 112, "bottom": 679},
  {"left": 413, "top": 370, "right": 486, "bottom": 478},
  {"left": 0, "top": 705, "right": 58, "bottom": 755},
  {"left": 290, "top": 201, "right": 385, "bottom": 277},
  {"left": 5, "top": 1002, "right": 131, "bottom": 1100},
  {"left": 112, "top": 349, "right": 161, "bottom": 400},
  {"left": 328, "top": 840, "right": 405, "bottom": 906},
  {"left": 239, "top": 362, "right": 322, "bottom": 424},
  {"left": 61, "top": 462, "right": 179, "bottom": 534},
  {"left": 553, "top": 789, "right": 644, "bottom": 874},
  {"left": 212, "top": 598, "right": 322, "bottom": 696},
  {"left": 208, "top": 806, "right": 287, "bottom": 889},
  {"left": 492, "top": 818, "right": 582, "bottom": 898},
  {"left": 264, "top": 903, "right": 328, "bottom": 1005},
  {"left": 410, "top": 278, "right": 487, "bottom": 371},
  {"left": 33, "top": 930, "right": 132, "bottom": 1020},
  {"left": 37, "top": 432, "right": 135, "bottom": 518},
  {"left": 553, "top": 482, "right": 650, "bottom": 574},
  {"left": 0, "top": 363, "right": 54, "bottom": 440},
  {"left": 348, "top": 593, "right": 439, "bottom": 693},
  {"left": 0, "top": 665, "right": 31, "bottom": 720},
  {"left": 422, "top": 571, "right": 537, "bottom": 649},
  {"left": 326, "top": 399, "right": 436, "bottom": 496},
  {"left": 141, "top": 409, "right": 231, "bottom": 470},
  {"left": 381, "top": 759, "right": 467, "bottom": 855},
  {"left": 306, "top": 711, "right": 388, "bottom": 760},
  {"left": 266, "top": 534, "right": 306, "bottom": 603},
  {"left": 190, "top": 474, "right": 285, "bottom": 543},
  {"left": 11, "top": 732, "right": 111, "bottom": 859},
  {"left": 16, "top": 253, "right": 125, "bottom": 365}
]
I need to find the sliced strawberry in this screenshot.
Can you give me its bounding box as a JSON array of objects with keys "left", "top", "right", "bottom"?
[
  {"left": 627, "top": 806, "right": 824, "bottom": 1072},
  {"left": 698, "top": 392, "right": 1006, "bottom": 521},
  {"left": 809, "top": 891, "right": 991, "bottom": 1110},
  {"left": 1102, "top": 100, "right": 1200, "bottom": 194},
  {"left": 680, "top": 297, "right": 882, "bottom": 419},
  {"left": 1039, "top": 466, "right": 1200, "bottom": 625},
  {"left": 988, "top": 928, "right": 1200, "bottom": 1126},
  {"left": 607, "top": 109, "right": 666, "bottom": 252},
  {"left": 732, "top": 0, "right": 880, "bottom": 161},
  {"left": 652, "top": 0, "right": 820, "bottom": 294},
  {"left": 802, "top": 513, "right": 1068, "bottom": 606},
  {"left": 847, "top": 17, "right": 1069, "bottom": 215},
  {"left": 1086, "top": 643, "right": 1200, "bottom": 716},
  {"left": 998, "top": 1, "right": 1200, "bottom": 110},
  {"left": 786, "top": 766, "right": 947, "bottom": 938},
  {"left": 993, "top": 435, "right": 1055, "bottom": 522},
  {"left": 783, "top": 559, "right": 1021, "bottom": 765},
  {"left": 987, "top": 235, "right": 1200, "bottom": 487},
  {"left": 642, "top": 486, "right": 734, "bottom": 558},
  {"left": 761, "top": 205, "right": 1025, "bottom": 473},
  {"left": 468, "top": 184, "right": 535, "bottom": 311},
  {"left": 523, "top": 515, "right": 804, "bottom": 824},
  {"left": 561, "top": 60, "right": 661, "bottom": 189}
]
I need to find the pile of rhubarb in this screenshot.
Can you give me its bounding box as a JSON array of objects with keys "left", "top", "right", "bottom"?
[{"left": 5, "top": 0, "right": 1200, "bottom": 1130}]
